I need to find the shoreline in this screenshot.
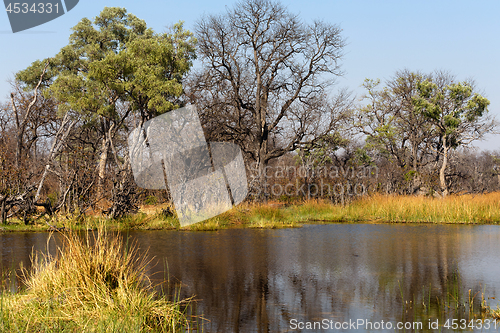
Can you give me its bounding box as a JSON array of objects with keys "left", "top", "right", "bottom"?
[{"left": 1, "top": 192, "right": 499, "bottom": 232}]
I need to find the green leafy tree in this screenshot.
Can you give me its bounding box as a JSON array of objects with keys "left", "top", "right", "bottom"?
[
  {"left": 357, "top": 70, "right": 436, "bottom": 194},
  {"left": 412, "top": 72, "right": 496, "bottom": 196},
  {"left": 17, "top": 7, "right": 196, "bottom": 205}
]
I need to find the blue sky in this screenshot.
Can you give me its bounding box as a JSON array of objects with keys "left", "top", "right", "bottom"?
[{"left": 1, "top": 0, "right": 499, "bottom": 150}]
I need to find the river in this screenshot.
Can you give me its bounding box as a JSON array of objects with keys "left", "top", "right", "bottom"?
[{"left": 1, "top": 223, "right": 500, "bottom": 332}]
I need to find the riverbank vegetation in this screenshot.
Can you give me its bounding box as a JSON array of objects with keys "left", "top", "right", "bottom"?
[
  {"left": 88, "top": 191, "right": 500, "bottom": 227},
  {"left": 1, "top": 192, "right": 500, "bottom": 232},
  {"left": 0, "top": 228, "right": 195, "bottom": 332},
  {"left": 0, "top": 2, "right": 498, "bottom": 229}
]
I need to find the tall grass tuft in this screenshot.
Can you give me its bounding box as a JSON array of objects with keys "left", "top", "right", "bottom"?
[{"left": 0, "top": 228, "right": 193, "bottom": 332}]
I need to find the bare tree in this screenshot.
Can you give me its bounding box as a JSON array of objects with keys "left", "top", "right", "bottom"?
[
  {"left": 10, "top": 61, "right": 49, "bottom": 169},
  {"left": 188, "top": 0, "right": 350, "bottom": 195},
  {"left": 34, "top": 110, "right": 76, "bottom": 204},
  {"left": 0, "top": 63, "right": 60, "bottom": 224}
]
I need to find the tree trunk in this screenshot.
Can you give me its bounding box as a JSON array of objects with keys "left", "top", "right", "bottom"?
[
  {"left": 16, "top": 133, "right": 23, "bottom": 169},
  {"left": 257, "top": 156, "right": 267, "bottom": 200},
  {"left": 34, "top": 115, "right": 75, "bottom": 203},
  {"left": 0, "top": 198, "right": 6, "bottom": 224},
  {"left": 96, "top": 135, "right": 110, "bottom": 206},
  {"left": 257, "top": 125, "right": 269, "bottom": 200},
  {"left": 439, "top": 135, "right": 449, "bottom": 197},
  {"left": 412, "top": 141, "right": 420, "bottom": 193}
]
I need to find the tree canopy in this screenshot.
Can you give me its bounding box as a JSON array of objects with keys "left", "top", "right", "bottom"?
[
  {"left": 0, "top": 2, "right": 499, "bottom": 225},
  {"left": 10, "top": 7, "right": 197, "bottom": 217},
  {"left": 412, "top": 72, "right": 493, "bottom": 195},
  {"left": 17, "top": 7, "right": 197, "bottom": 123},
  {"left": 188, "top": 0, "right": 351, "bottom": 194},
  {"left": 358, "top": 70, "right": 496, "bottom": 196}
]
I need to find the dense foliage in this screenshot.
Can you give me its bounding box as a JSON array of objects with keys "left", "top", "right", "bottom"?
[{"left": 0, "top": 2, "right": 498, "bottom": 225}]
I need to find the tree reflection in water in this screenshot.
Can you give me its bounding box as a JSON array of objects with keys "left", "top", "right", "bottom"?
[{"left": 1, "top": 224, "right": 500, "bottom": 332}]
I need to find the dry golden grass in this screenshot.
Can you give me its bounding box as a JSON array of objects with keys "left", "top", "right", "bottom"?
[
  {"left": 0, "top": 227, "right": 193, "bottom": 332},
  {"left": 490, "top": 308, "right": 500, "bottom": 319},
  {"left": 347, "top": 192, "right": 500, "bottom": 223},
  {"left": 141, "top": 192, "right": 500, "bottom": 229},
  {"left": 6, "top": 192, "right": 499, "bottom": 232}
]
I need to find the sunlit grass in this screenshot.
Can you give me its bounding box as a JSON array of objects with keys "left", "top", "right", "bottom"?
[
  {"left": 489, "top": 307, "right": 500, "bottom": 319},
  {"left": 0, "top": 227, "right": 194, "bottom": 332},
  {"left": 185, "top": 202, "right": 298, "bottom": 230},
  {"left": 1, "top": 192, "right": 500, "bottom": 232},
  {"left": 345, "top": 192, "right": 500, "bottom": 223}
]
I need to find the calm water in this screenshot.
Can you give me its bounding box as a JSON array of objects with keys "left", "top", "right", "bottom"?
[{"left": 1, "top": 224, "right": 500, "bottom": 332}]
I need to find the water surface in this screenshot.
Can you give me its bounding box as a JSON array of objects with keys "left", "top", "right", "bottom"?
[{"left": 1, "top": 223, "right": 500, "bottom": 332}]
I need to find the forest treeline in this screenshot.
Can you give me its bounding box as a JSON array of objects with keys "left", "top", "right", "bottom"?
[{"left": 0, "top": 2, "right": 498, "bottom": 224}]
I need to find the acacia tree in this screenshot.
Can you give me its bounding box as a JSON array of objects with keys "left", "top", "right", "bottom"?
[
  {"left": 412, "top": 72, "right": 496, "bottom": 196},
  {"left": 188, "top": 0, "right": 350, "bottom": 194},
  {"left": 17, "top": 7, "right": 196, "bottom": 211}
]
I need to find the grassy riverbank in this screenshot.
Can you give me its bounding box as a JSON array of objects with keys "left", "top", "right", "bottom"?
[
  {"left": 113, "top": 192, "right": 500, "bottom": 229},
  {"left": 0, "top": 228, "right": 195, "bottom": 332},
  {"left": 1, "top": 192, "right": 500, "bottom": 232}
]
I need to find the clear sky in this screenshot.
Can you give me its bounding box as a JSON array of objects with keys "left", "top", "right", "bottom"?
[{"left": 1, "top": 0, "right": 499, "bottom": 150}]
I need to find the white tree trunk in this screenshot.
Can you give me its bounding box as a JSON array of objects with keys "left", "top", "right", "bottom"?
[{"left": 439, "top": 135, "right": 449, "bottom": 197}]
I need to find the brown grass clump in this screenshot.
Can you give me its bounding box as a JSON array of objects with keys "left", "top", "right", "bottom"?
[{"left": 0, "top": 227, "right": 193, "bottom": 332}]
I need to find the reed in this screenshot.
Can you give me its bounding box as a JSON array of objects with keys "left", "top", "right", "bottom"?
[
  {"left": 196, "top": 192, "right": 500, "bottom": 228},
  {"left": 0, "top": 227, "right": 194, "bottom": 332},
  {"left": 343, "top": 192, "right": 500, "bottom": 223},
  {"left": 398, "top": 270, "right": 493, "bottom": 325}
]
